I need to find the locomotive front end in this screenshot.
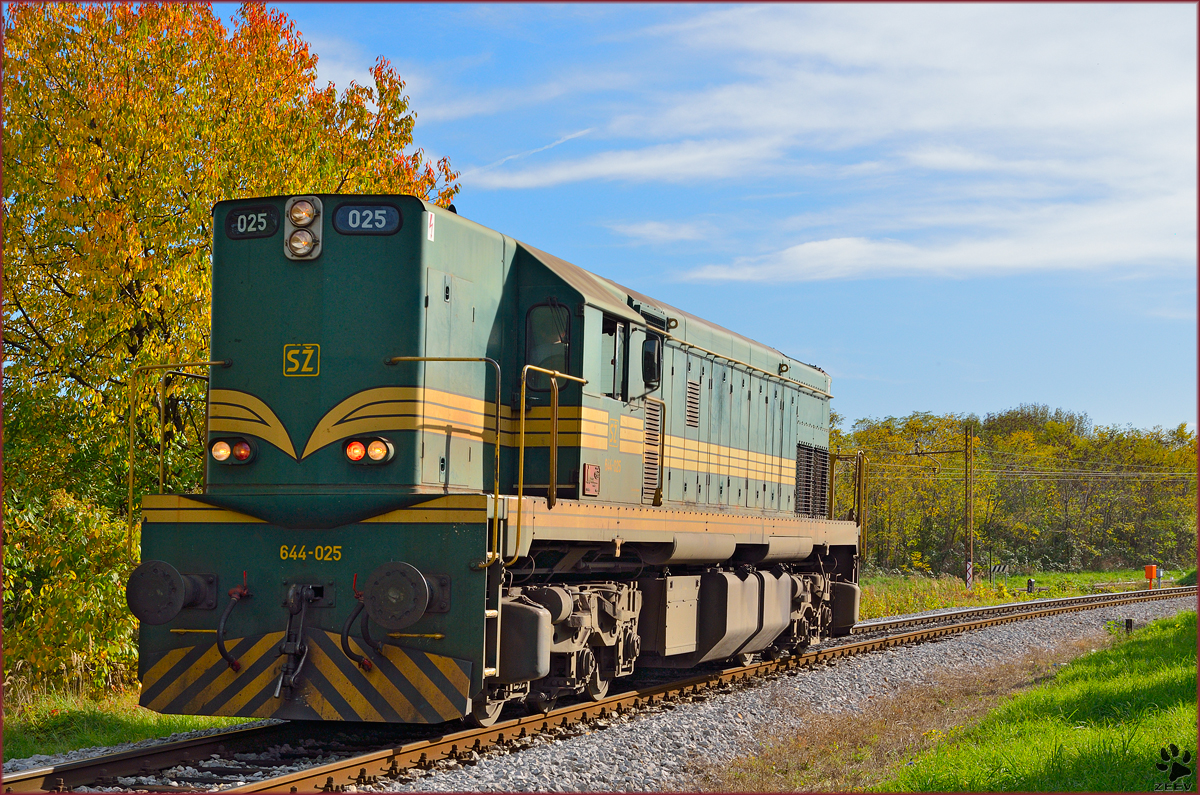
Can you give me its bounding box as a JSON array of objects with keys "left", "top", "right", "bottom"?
[{"left": 128, "top": 195, "right": 501, "bottom": 722}]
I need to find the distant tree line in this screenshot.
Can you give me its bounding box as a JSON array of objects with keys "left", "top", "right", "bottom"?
[{"left": 830, "top": 405, "right": 1197, "bottom": 575}]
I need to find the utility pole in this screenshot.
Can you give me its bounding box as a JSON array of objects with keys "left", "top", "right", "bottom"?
[
  {"left": 965, "top": 423, "right": 974, "bottom": 590},
  {"left": 905, "top": 423, "right": 975, "bottom": 589}
]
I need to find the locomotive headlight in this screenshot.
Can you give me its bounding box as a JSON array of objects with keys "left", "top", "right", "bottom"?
[
  {"left": 288, "top": 199, "right": 316, "bottom": 227},
  {"left": 211, "top": 437, "right": 255, "bottom": 465},
  {"left": 288, "top": 229, "right": 315, "bottom": 256},
  {"left": 344, "top": 437, "right": 393, "bottom": 464}
]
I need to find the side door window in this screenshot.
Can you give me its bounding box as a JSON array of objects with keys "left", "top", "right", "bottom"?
[{"left": 525, "top": 302, "right": 571, "bottom": 391}]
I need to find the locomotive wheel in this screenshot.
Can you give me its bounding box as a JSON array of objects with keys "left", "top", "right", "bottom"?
[
  {"left": 467, "top": 697, "right": 504, "bottom": 728},
  {"left": 527, "top": 694, "right": 556, "bottom": 715},
  {"left": 586, "top": 668, "right": 610, "bottom": 701}
]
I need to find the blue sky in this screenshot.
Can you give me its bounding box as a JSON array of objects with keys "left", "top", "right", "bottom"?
[{"left": 231, "top": 3, "right": 1196, "bottom": 432}]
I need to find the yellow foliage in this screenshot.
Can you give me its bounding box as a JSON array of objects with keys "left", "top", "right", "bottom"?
[{"left": 3, "top": 2, "right": 459, "bottom": 497}]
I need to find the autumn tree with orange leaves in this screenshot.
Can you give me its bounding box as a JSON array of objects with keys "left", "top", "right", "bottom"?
[
  {"left": 2, "top": 3, "right": 458, "bottom": 687},
  {"left": 4, "top": 2, "right": 458, "bottom": 507}
]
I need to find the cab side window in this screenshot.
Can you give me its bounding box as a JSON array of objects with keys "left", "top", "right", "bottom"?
[
  {"left": 600, "top": 315, "right": 626, "bottom": 401},
  {"left": 526, "top": 302, "right": 571, "bottom": 391}
]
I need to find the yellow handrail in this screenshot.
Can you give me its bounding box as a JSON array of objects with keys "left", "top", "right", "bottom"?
[
  {"left": 158, "top": 370, "right": 210, "bottom": 492},
  {"left": 508, "top": 364, "right": 587, "bottom": 566},
  {"left": 127, "top": 360, "right": 231, "bottom": 550},
  {"left": 386, "top": 356, "right": 504, "bottom": 567},
  {"left": 827, "top": 449, "right": 868, "bottom": 530}
]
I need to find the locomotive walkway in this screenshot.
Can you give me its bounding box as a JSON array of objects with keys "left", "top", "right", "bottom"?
[{"left": 5, "top": 586, "right": 1193, "bottom": 793}]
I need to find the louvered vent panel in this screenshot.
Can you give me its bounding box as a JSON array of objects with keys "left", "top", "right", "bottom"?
[
  {"left": 795, "top": 442, "right": 830, "bottom": 518},
  {"left": 685, "top": 380, "right": 701, "bottom": 428},
  {"left": 795, "top": 444, "right": 814, "bottom": 516},
  {"left": 642, "top": 401, "right": 663, "bottom": 502}
]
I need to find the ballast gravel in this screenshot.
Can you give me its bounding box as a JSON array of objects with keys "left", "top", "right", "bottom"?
[
  {"left": 378, "top": 596, "right": 1195, "bottom": 793},
  {"left": 1, "top": 720, "right": 283, "bottom": 776},
  {"left": 4, "top": 595, "right": 1192, "bottom": 790}
]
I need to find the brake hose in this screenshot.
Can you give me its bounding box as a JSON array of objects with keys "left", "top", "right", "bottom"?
[
  {"left": 217, "top": 572, "right": 251, "bottom": 672},
  {"left": 340, "top": 600, "right": 372, "bottom": 671}
]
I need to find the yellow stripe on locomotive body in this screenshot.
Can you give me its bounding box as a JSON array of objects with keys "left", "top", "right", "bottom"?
[
  {"left": 129, "top": 195, "right": 857, "bottom": 729},
  {"left": 203, "top": 385, "right": 809, "bottom": 501}
]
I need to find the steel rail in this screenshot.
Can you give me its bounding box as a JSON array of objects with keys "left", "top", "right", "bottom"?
[
  {"left": 8, "top": 586, "right": 1192, "bottom": 794},
  {"left": 0, "top": 722, "right": 294, "bottom": 794},
  {"left": 851, "top": 585, "right": 1197, "bottom": 634}
]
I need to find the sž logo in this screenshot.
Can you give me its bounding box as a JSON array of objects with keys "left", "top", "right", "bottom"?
[{"left": 284, "top": 343, "right": 320, "bottom": 377}]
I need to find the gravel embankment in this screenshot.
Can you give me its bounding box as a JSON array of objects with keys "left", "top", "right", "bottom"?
[
  {"left": 4, "top": 595, "right": 1193, "bottom": 790},
  {"left": 381, "top": 596, "right": 1196, "bottom": 792}
]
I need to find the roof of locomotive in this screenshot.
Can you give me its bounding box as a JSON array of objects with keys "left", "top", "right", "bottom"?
[{"left": 516, "top": 239, "right": 830, "bottom": 393}]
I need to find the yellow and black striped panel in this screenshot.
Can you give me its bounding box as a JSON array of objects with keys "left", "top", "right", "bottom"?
[{"left": 141, "top": 632, "right": 471, "bottom": 722}]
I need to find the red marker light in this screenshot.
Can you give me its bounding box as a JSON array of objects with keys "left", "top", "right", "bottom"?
[
  {"left": 346, "top": 441, "right": 366, "bottom": 461},
  {"left": 232, "top": 441, "right": 252, "bottom": 461}
]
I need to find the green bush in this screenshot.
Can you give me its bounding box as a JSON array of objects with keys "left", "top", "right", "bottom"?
[
  {"left": 1178, "top": 568, "right": 1197, "bottom": 586},
  {"left": 3, "top": 490, "right": 138, "bottom": 692}
]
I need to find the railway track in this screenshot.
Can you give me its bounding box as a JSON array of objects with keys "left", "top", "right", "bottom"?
[
  {"left": 849, "top": 586, "right": 1189, "bottom": 635},
  {"left": 6, "top": 586, "right": 1193, "bottom": 794}
]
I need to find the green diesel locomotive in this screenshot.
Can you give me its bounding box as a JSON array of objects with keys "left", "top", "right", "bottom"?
[{"left": 125, "top": 194, "right": 865, "bottom": 726}]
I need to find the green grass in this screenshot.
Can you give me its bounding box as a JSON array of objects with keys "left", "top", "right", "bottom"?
[
  {"left": 859, "top": 568, "right": 1170, "bottom": 621},
  {"left": 877, "top": 611, "right": 1199, "bottom": 792},
  {"left": 2, "top": 688, "right": 251, "bottom": 762}
]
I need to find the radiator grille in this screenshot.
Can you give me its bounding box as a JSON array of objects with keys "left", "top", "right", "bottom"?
[
  {"left": 685, "top": 380, "right": 701, "bottom": 428},
  {"left": 642, "top": 401, "right": 663, "bottom": 502},
  {"left": 795, "top": 443, "right": 829, "bottom": 518}
]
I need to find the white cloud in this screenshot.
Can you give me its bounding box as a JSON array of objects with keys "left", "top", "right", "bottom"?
[
  {"left": 467, "top": 136, "right": 790, "bottom": 189},
  {"left": 461, "top": 129, "right": 593, "bottom": 178},
  {"left": 687, "top": 190, "right": 1196, "bottom": 282},
  {"left": 472, "top": 5, "right": 1194, "bottom": 202},
  {"left": 299, "top": 4, "right": 1196, "bottom": 282},
  {"left": 607, "top": 220, "right": 708, "bottom": 244},
  {"left": 305, "top": 33, "right": 375, "bottom": 94},
  {"left": 412, "top": 70, "right": 635, "bottom": 123}
]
